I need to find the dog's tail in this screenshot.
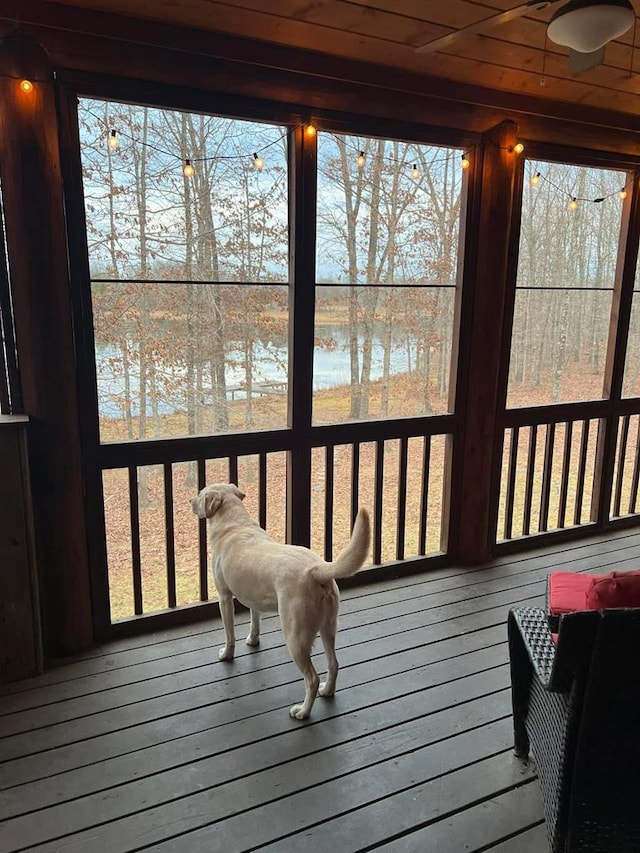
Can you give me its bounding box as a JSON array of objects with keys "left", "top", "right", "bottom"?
[{"left": 307, "top": 508, "right": 371, "bottom": 582}]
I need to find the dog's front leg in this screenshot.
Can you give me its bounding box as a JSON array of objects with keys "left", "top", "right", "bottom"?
[
  {"left": 218, "top": 593, "right": 236, "bottom": 661},
  {"left": 246, "top": 609, "right": 260, "bottom": 647}
]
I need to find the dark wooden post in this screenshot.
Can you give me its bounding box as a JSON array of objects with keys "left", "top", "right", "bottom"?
[
  {"left": 449, "top": 120, "right": 521, "bottom": 563},
  {"left": 0, "top": 31, "right": 93, "bottom": 655},
  {"left": 591, "top": 169, "right": 640, "bottom": 525},
  {"left": 286, "top": 123, "right": 316, "bottom": 547}
]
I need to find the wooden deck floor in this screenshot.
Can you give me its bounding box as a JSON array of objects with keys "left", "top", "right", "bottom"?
[{"left": 3, "top": 527, "right": 640, "bottom": 852}]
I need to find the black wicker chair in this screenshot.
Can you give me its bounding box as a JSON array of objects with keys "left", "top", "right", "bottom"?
[{"left": 508, "top": 606, "right": 640, "bottom": 852}]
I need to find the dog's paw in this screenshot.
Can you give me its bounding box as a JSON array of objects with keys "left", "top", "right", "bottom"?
[
  {"left": 289, "top": 704, "right": 310, "bottom": 720},
  {"left": 318, "top": 681, "right": 335, "bottom": 697},
  {"left": 218, "top": 647, "right": 235, "bottom": 661},
  {"left": 245, "top": 635, "right": 260, "bottom": 647}
]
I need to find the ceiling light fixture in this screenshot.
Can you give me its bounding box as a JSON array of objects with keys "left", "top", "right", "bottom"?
[{"left": 547, "top": 0, "right": 634, "bottom": 53}]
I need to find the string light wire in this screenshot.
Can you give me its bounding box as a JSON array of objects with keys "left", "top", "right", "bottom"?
[
  {"left": 88, "top": 107, "right": 306, "bottom": 171},
  {"left": 529, "top": 168, "right": 631, "bottom": 206}
]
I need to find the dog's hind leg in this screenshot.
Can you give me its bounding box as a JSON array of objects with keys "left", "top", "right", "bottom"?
[
  {"left": 280, "top": 598, "right": 320, "bottom": 719},
  {"left": 287, "top": 641, "right": 320, "bottom": 720},
  {"left": 218, "top": 592, "right": 236, "bottom": 661},
  {"left": 246, "top": 609, "right": 261, "bottom": 647},
  {"left": 318, "top": 607, "right": 339, "bottom": 697},
  {"left": 312, "top": 584, "right": 339, "bottom": 697}
]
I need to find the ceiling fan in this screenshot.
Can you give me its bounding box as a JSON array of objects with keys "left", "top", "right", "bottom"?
[{"left": 414, "top": 0, "right": 636, "bottom": 74}]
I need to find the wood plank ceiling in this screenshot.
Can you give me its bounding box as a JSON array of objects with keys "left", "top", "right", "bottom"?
[{"left": 41, "top": 0, "right": 640, "bottom": 116}]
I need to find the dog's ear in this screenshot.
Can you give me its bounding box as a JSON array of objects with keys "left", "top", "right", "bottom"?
[
  {"left": 229, "top": 483, "right": 246, "bottom": 501},
  {"left": 204, "top": 490, "right": 224, "bottom": 518}
]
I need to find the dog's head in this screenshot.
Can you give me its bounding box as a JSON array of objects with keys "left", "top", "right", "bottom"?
[{"left": 190, "top": 482, "right": 246, "bottom": 519}]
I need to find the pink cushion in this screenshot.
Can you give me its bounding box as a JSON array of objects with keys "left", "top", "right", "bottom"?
[
  {"left": 548, "top": 572, "right": 598, "bottom": 616},
  {"left": 585, "top": 570, "right": 640, "bottom": 609}
]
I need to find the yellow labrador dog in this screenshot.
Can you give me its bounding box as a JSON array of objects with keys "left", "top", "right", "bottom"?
[{"left": 191, "top": 483, "right": 371, "bottom": 720}]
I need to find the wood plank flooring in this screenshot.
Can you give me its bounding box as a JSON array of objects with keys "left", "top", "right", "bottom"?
[{"left": 2, "top": 527, "right": 640, "bottom": 852}]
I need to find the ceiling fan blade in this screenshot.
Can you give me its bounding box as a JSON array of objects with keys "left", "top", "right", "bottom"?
[
  {"left": 414, "top": 0, "right": 558, "bottom": 54},
  {"left": 567, "top": 45, "right": 605, "bottom": 73}
]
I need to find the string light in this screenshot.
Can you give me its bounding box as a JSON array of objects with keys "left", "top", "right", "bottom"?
[
  {"left": 94, "top": 106, "right": 471, "bottom": 183},
  {"left": 93, "top": 108, "right": 471, "bottom": 185},
  {"left": 90, "top": 108, "right": 634, "bottom": 210},
  {"left": 530, "top": 168, "right": 629, "bottom": 207},
  {"left": 19, "top": 79, "right": 33, "bottom": 93},
  {"left": 89, "top": 107, "right": 301, "bottom": 177}
]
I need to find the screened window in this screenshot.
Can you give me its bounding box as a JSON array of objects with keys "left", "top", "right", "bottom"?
[
  {"left": 79, "top": 99, "right": 290, "bottom": 441},
  {"left": 314, "top": 133, "right": 463, "bottom": 425},
  {"left": 508, "top": 160, "right": 627, "bottom": 407}
]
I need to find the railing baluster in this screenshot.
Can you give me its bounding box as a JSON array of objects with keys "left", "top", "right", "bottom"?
[
  {"left": 574, "top": 419, "right": 590, "bottom": 526},
  {"left": 419, "top": 435, "right": 431, "bottom": 556},
  {"left": 164, "top": 462, "right": 177, "bottom": 608},
  {"left": 522, "top": 425, "right": 538, "bottom": 537},
  {"left": 504, "top": 426, "right": 519, "bottom": 541},
  {"left": 373, "top": 440, "right": 384, "bottom": 565},
  {"left": 324, "top": 444, "right": 334, "bottom": 562},
  {"left": 558, "top": 421, "right": 573, "bottom": 529},
  {"left": 128, "top": 466, "right": 143, "bottom": 615},
  {"left": 539, "top": 422, "right": 555, "bottom": 533},
  {"left": 613, "top": 414, "right": 630, "bottom": 518},
  {"left": 259, "top": 452, "right": 267, "bottom": 529},
  {"left": 197, "top": 459, "right": 208, "bottom": 601},
  {"left": 228, "top": 455, "right": 239, "bottom": 486},
  {"left": 396, "top": 437, "right": 408, "bottom": 561},
  {"left": 629, "top": 417, "right": 640, "bottom": 515},
  {"left": 351, "top": 442, "right": 360, "bottom": 528}
]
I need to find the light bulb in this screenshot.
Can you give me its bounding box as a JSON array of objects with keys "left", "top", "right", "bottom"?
[
  {"left": 530, "top": 172, "right": 541, "bottom": 187},
  {"left": 619, "top": 188, "right": 628, "bottom": 200},
  {"left": 107, "top": 130, "right": 119, "bottom": 151},
  {"left": 253, "top": 153, "right": 264, "bottom": 172},
  {"left": 569, "top": 198, "right": 578, "bottom": 211},
  {"left": 461, "top": 155, "right": 470, "bottom": 170},
  {"left": 183, "top": 159, "right": 195, "bottom": 178},
  {"left": 19, "top": 79, "right": 33, "bottom": 94},
  {"left": 513, "top": 142, "right": 525, "bottom": 154},
  {"left": 305, "top": 124, "right": 316, "bottom": 137},
  {"left": 411, "top": 164, "right": 420, "bottom": 180},
  {"left": 357, "top": 151, "right": 366, "bottom": 169}
]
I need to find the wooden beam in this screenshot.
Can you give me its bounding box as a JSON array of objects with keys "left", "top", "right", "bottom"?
[
  {"left": 449, "top": 120, "right": 520, "bottom": 563},
  {"left": 0, "top": 31, "right": 92, "bottom": 656},
  {"left": 2, "top": 2, "right": 640, "bottom": 155}
]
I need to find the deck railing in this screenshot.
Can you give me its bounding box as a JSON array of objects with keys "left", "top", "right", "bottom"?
[
  {"left": 497, "top": 403, "right": 603, "bottom": 542},
  {"left": 98, "top": 416, "right": 453, "bottom": 625},
  {"left": 611, "top": 410, "right": 640, "bottom": 519}
]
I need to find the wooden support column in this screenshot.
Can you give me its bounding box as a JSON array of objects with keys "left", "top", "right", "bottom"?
[
  {"left": 591, "top": 169, "right": 640, "bottom": 525},
  {"left": 0, "top": 31, "right": 92, "bottom": 655},
  {"left": 286, "top": 123, "right": 316, "bottom": 547},
  {"left": 450, "top": 120, "right": 520, "bottom": 563}
]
